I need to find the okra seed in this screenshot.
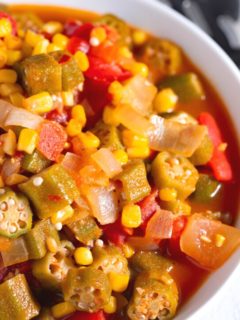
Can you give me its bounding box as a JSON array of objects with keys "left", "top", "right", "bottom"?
[
  {"left": 8, "top": 198, "right": 15, "bottom": 206},
  {"left": 33, "top": 176, "right": 44, "bottom": 186},
  {"left": 9, "top": 224, "right": 17, "bottom": 233},
  {"left": 0, "top": 201, "right": 8, "bottom": 211},
  {"left": 0, "top": 221, "right": 8, "bottom": 230},
  {"left": 95, "top": 239, "right": 104, "bottom": 247},
  {"left": 55, "top": 222, "right": 63, "bottom": 231}
]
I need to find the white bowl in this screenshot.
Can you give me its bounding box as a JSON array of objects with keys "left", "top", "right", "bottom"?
[{"left": 7, "top": 0, "right": 240, "bottom": 319}]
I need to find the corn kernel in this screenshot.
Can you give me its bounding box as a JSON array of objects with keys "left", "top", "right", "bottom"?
[
  {"left": 42, "top": 21, "right": 63, "bottom": 35},
  {"left": 61, "top": 91, "right": 74, "bottom": 107},
  {"left": 52, "top": 33, "right": 69, "bottom": 49},
  {"left": 46, "top": 236, "right": 58, "bottom": 253},
  {"left": 90, "top": 27, "right": 107, "bottom": 44},
  {"left": 71, "top": 105, "right": 86, "bottom": 126},
  {"left": 0, "top": 18, "right": 12, "bottom": 38},
  {"left": 103, "top": 105, "right": 120, "bottom": 126},
  {"left": 104, "top": 296, "right": 117, "bottom": 314},
  {"left": 0, "top": 83, "right": 22, "bottom": 97},
  {"left": 108, "top": 81, "right": 124, "bottom": 104},
  {"left": 17, "top": 28, "right": 25, "bottom": 39},
  {"left": 23, "top": 92, "right": 53, "bottom": 114},
  {"left": 215, "top": 234, "right": 226, "bottom": 248},
  {"left": 47, "top": 43, "right": 62, "bottom": 53},
  {"left": 3, "top": 129, "right": 16, "bottom": 156},
  {"left": 0, "top": 48, "right": 7, "bottom": 68},
  {"left": 159, "top": 188, "right": 177, "bottom": 202},
  {"left": 113, "top": 149, "right": 128, "bottom": 165},
  {"left": 74, "top": 247, "right": 93, "bottom": 265},
  {"left": 132, "top": 30, "right": 147, "bottom": 46},
  {"left": 0, "top": 69, "right": 17, "bottom": 83},
  {"left": 4, "top": 35, "right": 22, "bottom": 50},
  {"left": 130, "top": 62, "right": 149, "bottom": 78},
  {"left": 122, "top": 130, "right": 148, "bottom": 148},
  {"left": 121, "top": 204, "right": 142, "bottom": 228},
  {"left": 119, "top": 46, "right": 133, "bottom": 59},
  {"left": 154, "top": 88, "right": 178, "bottom": 113},
  {"left": 66, "top": 119, "right": 83, "bottom": 137},
  {"left": 25, "top": 30, "right": 43, "bottom": 47},
  {"left": 122, "top": 244, "right": 135, "bottom": 258},
  {"left": 127, "top": 146, "right": 150, "bottom": 159},
  {"left": 51, "top": 302, "right": 76, "bottom": 319},
  {"left": 51, "top": 205, "right": 74, "bottom": 224},
  {"left": 218, "top": 142, "right": 228, "bottom": 152},
  {"left": 32, "top": 38, "right": 50, "bottom": 55},
  {"left": 17, "top": 128, "right": 38, "bottom": 154},
  {"left": 74, "top": 51, "right": 89, "bottom": 72},
  {"left": 6, "top": 50, "right": 22, "bottom": 65},
  {"left": 9, "top": 92, "right": 24, "bottom": 107},
  {"left": 108, "top": 272, "right": 130, "bottom": 292},
  {"left": 78, "top": 131, "right": 100, "bottom": 149}
]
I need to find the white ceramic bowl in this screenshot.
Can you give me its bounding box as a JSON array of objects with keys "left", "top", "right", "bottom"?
[{"left": 7, "top": 0, "right": 240, "bottom": 319}]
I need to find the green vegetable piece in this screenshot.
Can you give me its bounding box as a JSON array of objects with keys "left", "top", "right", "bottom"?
[
  {"left": 22, "top": 150, "right": 52, "bottom": 174},
  {"left": 92, "top": 245, "right": 129, "bottom": 275},
  {"left": 130, "top": 251, "right": 173, "bottom": 274},
  {"left": 13, "top": 12, "right": 43, "bottom": 32},
  {"left": 24, "top": 219, "right": 60, "bottom": 260},
  {"left": 191, "top": 174, "right": 222, "bottom": 203},
  {"left": 151, "top": 151, "right": 199, "bottom": 199},
  {"left": 97, "top": 14, "right": 131, "bottom": 47},
  {"left": 159, "top": 73, "right": 205, "bottom": 103},
  {"left": 93, "top": 121, "right": 123, "bottom": 151},
  {"left": 127, "top": 271, "right": 178, "bottom": 320},
  {"left": 116, "top": 160, "right": 151, "bottom": 203},
  {"left": 50, "top": 51, "right": 84, "bottom": 90},
  {"left": 190, "top": 134, "right": 214, "bottom": 166},
  {"left": 15, "top": 54, "right": 62, "bottom": 95},
  {"left": 19, "top": 164, "right": 79, "bottom": 219},
  {"left": 67, "top": 215, "right": 102, "bottom": 245},
  {"left": 32, "top": 240, "right": 75, "bottom": 289},
  {"left": 0, "top": 188, "right": 32, "bottom": 238},
  {"left": 63, "top": 267, "right": 111, "bottom": 312},
  {"left": 0, "top": 274, "right": 40, "bottom": 320}
]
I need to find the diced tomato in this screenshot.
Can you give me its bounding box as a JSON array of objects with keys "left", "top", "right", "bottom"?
[
  {"left": 138, "top": 189, "right": 159, "bottom": 229},
  {"left": 67, "top": 310, "right": 106, "bottom": 320},
  {"left": 72, "top": 22, "right": 94, "bottom": 40},
  {"left": 63, "top": 19, "right": 83, "bottom": 37},
  {"left": 37, "top": 121, "right": 67, "bottom": 161},
  {"left": 41, "top": 31, "right": 52, "bottom": 41},
  {"left": 198, "top": 112, "right": 233, "bottom": 182},
  {"left": 0, "top": 11, "right": 17, "bottom": 35},
  {"left": 102, "top": 219, "right": 129, "bottom": 246},
  {"left": 45, "top": 109, "right": 70, "bottom": 125},
  {"left": 168, "top": 216, "right": 188, "bottom": 258},
  {"left": 90, "top": 42, "right": 120, "bottom": 63},
  {"left": 67, "top": 37, "right": 90, "bottom": 54}
]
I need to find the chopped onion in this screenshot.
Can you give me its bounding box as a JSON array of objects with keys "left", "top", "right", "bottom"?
[
  {"left": 1, "top": 158, "right": 21, "bottom": 181},
  {"left": 0, "top": 99, "right": 43, "bottom": 129},
  {"left": 147, "top": 115, "right": 207, "bottom": 157},
  {"left": 84, "top": 185, "right": 118, "bottom": 225},
  {"left": 145, "top": 209, "right": 174, "bottom": 240},
  {"left": 1, "top": 237, "right": 29, "bottom": 267},
  {"left": 127, "top": 236, "right": 160, "bottom": 251},
  {"left": 91, "top": 148, "right": 122, "bottom": 178},
  {"left": 61, "top": 152, "right": 83, "bottom": 172}
]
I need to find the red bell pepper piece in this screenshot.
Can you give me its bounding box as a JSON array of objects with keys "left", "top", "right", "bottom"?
[
  {"left": 102, "top": 219, "right": 130, "bottom": 246},
  {"left": 37, "top": 121, "right": 67, "bottom": 161},
  {"left": 0, "top": 11, "right": 17, "bottom": 35},
  {"left": 63, "top": 19, "right": 83, "bottom": 37},
  {"left": 168, "top": 216, "right": 188, "bottom": 258},
  {"left": 198, "top": 112, "right": 233, "bottom": 182},
  {"left": 45, "top": 109, "right": 70, "bottom": 125},
  {"left": 72, "top": 22, "right": 94, "bottom": 40},
  {"left": 67, "top": 311, "right": 106, "bottom": 320},
  {"left": 67, "top": 37, "right": 90, "bottom": 54},
  {"left": 138, "top": 189, "right": 159, "bottom": 230}
]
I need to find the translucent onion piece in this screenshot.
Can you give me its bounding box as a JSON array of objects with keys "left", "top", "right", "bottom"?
[
  {"left": 1, "top": 237, "right": 29, "bottom": 267},
  {"left": 127, "top": 236, "right": 160, "bottom": 251},
  {"left": 91, "top": 148, "right": 122, "bottom": 178},
  {"left": 148, "top": 115, "right": 207, "bottom": 157},
  {"left": 61, "top": 152, "right": 83, "bottom": 172},
  {"left": 1, "top": 157, "right": 21, "bottom": 181},
  {"left": 145, "top": 209, "right": 173, "bottom": 240}
]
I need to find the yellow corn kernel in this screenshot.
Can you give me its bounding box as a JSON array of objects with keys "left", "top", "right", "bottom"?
[
  {"left": 113, "top": 149, "right": 128, "bottom": 166},
  {"left": 108, "top": 81, "right": 124, "bottom": 104},
  {"left": 122, "top": 130, "right": 148, "bottom": 148},
  {"left": 23, "top": 92, "right": 53, "bottom": 114},
  {"left": 78, "top": 131, "right": 100, "bottom": 149},
  {"left": 154, "top": 88, "right": 178, "bottom": 113},
  {"left": 122, "top": 244, "right": 135, "bottom": 258},
  {"left": 127, "top": 146, "right": 150, "bottom": 159},
  {"left": 159, "top": 188, "right": 177, "bottom": 202},
  {"left": 0, "top": 18, "right": 12, "bottom": 38},
  {"left": 132, "top": 30, "right": 147, "bottom": 46},
  {"left": 42, "top": 21, "right": 63, "bottom": 35},
  {"left": 74, "top": 51, "right": 89, "bottom": 72},
  {"left": 129, "top": 62, "right": 149, "bottom": 78},
  {"left": 121, "top": 204, "right": 142, "bottom": 228},
  {"left": 119, "top": 46, "right": 133, "bottom": 59},
  {"left": 74, "top": 247, "right": 93, "bottom": 266},
  {"left": 17, "top": 128, "right": 38, "bottom": 154},
  {"left": 46, "top": 236, "right": 58, "bottom": 253},
  {"left": 71, "top": 105, "right": 86, "bottom": 126},
  {"left": 0, "top": 83, "right": 22, "bottom": 97},
  {"left": 66, "top": 119, "right": 83, "bottom": 137},
  {"left": 0, "top": 48, "right": 7, "bottom": 68},
  {"left": 32, "top": 38, "right": 50, "bottom": 55},
  {"left": 103, "top": 105, "right": 120, "bottom": 126},
  {"left": 25, "top": 30, "right": 43, "bottom": 47},
  {"left": 108, "top": 272, "right": 130, "bottom": 293},
  {"left": 47, "top": 43, "right": 62, "bottom": 53},
  {"left": 0, "top": 69, "right": 17, "bottom": 83},
  {"left": 9, "top": 92, "right": 24, "bottom": 107},
  {"left": 51, "top": 205, "right": 74, "bottom": 224},
  {"left": 3, "top": 129, "right": 17, "bottom": 156},
  {"left": 51, "top": 302, "right": 76, "bottom": 319},
  {"left": 5, "top": 173, "right": 28, "bottom": 186},
  {"left": 6, "top": 50, "right": 22, "bottom": 65},
  {"left": 104, "top": 296, "right": 117, "bottom": 314},
  {"left": 4, "top": 35, "right": 22, "bottom": 50},
  {"left": 17, "top": 28, "right": 25, "bottom": 39},
  {"left": 215, "top": 234, "right": 226, "bottom": 248},
  {"left": 90, "top": 27, "right": 107, "bottom": 44},
  {"left": 61, "top": 91, "right": 74, "bottom": 107},
  {"left": 52, "top": 33, "right": 69, "bottom": 49}
]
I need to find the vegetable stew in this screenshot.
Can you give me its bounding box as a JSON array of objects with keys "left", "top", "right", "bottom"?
[{"left": 0, "top": 4, "right": 239, "bottom": 320}]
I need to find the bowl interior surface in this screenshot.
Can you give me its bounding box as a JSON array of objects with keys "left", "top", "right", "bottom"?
[{"left": 6, "top": 0, "right": 240, "bottom": 319}]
